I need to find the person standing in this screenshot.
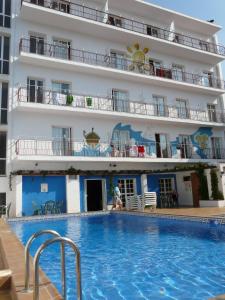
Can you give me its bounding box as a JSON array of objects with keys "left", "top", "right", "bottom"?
[{"left": 113, "top": 182, "right": 123, "bottom": 210}]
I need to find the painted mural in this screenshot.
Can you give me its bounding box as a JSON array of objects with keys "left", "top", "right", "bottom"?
[
  {"left": 127, "top": 43, "right": 150, "bottom": 73},
  {"left": 72, "top": 123, "right": 214, "bottom": 159},
  {"left": 22, "top": 176, "right": 67, "bottom": 216}
]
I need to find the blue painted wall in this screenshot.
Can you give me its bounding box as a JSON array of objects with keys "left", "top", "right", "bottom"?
[
  {"left": 22, "top": 176, "right": 66, "bottom": 216},
  {"left": 79, "top": 174, "right": 142, "bottom": 212},
  {"left": 147, "top": 174, "right": 177, "bottom": 206}
]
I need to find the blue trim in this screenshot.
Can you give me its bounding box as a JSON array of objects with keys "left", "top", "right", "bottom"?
[{"left": 79, "top": 175, "right": 142, "bottom": 212}]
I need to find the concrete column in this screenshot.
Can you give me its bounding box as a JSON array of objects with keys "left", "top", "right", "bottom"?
[
  {"left": 205, "top": 169, "right": 212, "bottom": 199},
  {"left": 141, "top": 174, "right": 148, "bottom": 194},
  {"left": 66, "top": 175, "right": 80, "bottom": 213},
  {"left": 15, "top": 175, "right": 22, "bottom": 217}
]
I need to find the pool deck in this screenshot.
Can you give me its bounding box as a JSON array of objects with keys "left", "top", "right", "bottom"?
[
  {"left": 0, "top": 218, "right": 62, "bottom": 300},
  {"left": 145, "top": 207, "right": 225, "bottom": 218}
]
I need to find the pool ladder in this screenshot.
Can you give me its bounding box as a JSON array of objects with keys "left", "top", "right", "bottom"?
[{"left": 23, "top": 230, "right": 82, "bottom": 300}]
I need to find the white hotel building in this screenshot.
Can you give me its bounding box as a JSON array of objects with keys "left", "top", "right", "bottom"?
[{"left": 1, "top": 0, "right": 225, "bottom": 216}]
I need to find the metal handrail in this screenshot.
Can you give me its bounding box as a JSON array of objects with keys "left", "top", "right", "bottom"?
[
  {"left": 33, "top": 236, "right": 82, "bottom": 300},
  {"left": 19, "top": 38, "right": 225, "bottom": 90},
  {"left": 24, "top": 230, "right": 61, "bottom": 293},
  {"left": 21, "top": 0, "right": 225, "bottom": 56}
]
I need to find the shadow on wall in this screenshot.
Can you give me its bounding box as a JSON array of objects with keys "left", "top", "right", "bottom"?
[{"left": 22, "top": 176, "right": 67, "bottom": 216}]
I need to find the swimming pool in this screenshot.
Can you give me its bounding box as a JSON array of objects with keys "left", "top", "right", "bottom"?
[{"left": 9, "top": 213, "right": 225, "bottom": 300}]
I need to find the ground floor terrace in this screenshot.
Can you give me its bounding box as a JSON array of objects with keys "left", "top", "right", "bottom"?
[{"left": 6, "top": 160, "right": 225, "bottom": 218}]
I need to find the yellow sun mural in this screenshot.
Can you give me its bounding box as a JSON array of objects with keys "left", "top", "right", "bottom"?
[{"left": 127, "top": 43, "right": 150, "bottom": 73}]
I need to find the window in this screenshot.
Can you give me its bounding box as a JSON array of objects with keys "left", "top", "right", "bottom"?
[
  {"left": 147, "top": 26, "right": 159, "bottom": 37},
  {"left": 29, "top": 35, "right": 45, "bottom": 55},
  {"left": 0, "top": 35, "right": 9, "bottom": 74},
  {"left": 172, "top": 64, "right": 185, "bottom": 82},
  {"left": 155, "top": 133, "right": 169, "bottom": 158},
  {"left": 30, "top": 0, "right": 44, "bottom": 5},
  {"left": 118, "top": 179, "right": 136, "bottom": 206},
  {"left": 207, "top": 104, "right": 217, "bottom": 122},
  {"left": 27, "top": 78, "right": 44, "bottom": 103},
  {"left": 153, "top": 95, "right": 166, "bottom": 117},
  {"left": 179, "top": 135, "right": 192, "bottom": 159},
  {"left": 0, "top": 131, "right": 6, "bottom": 175},
  {"left": 52, "top": 127, "right": 71, "bottom": 156},
  {"left": 51, "top": 0, "right": 70, "bottom": 13},
  {"left": 0, "top": 0, "right": 11, "bottom": 28},
  {"left": 211, "top": 137, "right": 222, "bottom": 159},
  {"left": 199, "top": 41, "right": 209, "bottom": 52},
  {"left": 176, "top": 99, "right": 188, "bottom": 119},
  {"left": 110, "top": 51, "right": 127, "bottom": 70},
  {"left": 203, "top": 72, "right": 214, "bottom": 87},
  {"left": 52, "top": 81, "right": 70, "bottom": 105},
  {"left": 159, "top": 178, "right": 174, "bottom": 196},
  {"left": 107, "top": 15, "right": 122, "bottom": 27},
  {"left": 112, "top": 89, "right": 129, "bottom": 112},
  {"left": 0, "top": 193, "right": 6, "bottom": 206},
  {"left": 53, "top": 39, "right": 71, "bottom": 60},
  {"left": 0, "top": 82, "right": 8, "bottom": 124}
]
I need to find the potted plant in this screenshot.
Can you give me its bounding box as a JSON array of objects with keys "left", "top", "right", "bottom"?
[
  {"left": 86, "top": 96, "right": 92, "bottom": 107},
  {"left": 200, "top": 169, "right": 225, "bottom": 207},
  {"left": 66, "top": 94, "right": 74, "bottom": 106}
]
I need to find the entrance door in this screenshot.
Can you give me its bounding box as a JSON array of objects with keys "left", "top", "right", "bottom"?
[
  {"left": 118, "top": 179, "right": 136, "bottom": 207},
  {"left": 27, "top": 78, "right": 44, "bottom": 103},
  {"left": 86, "top": 180, "right": 103, "bottom": 211},
  {"left": 191, "top": 173, "right": 200, "bottom": 207},
  {"left": 155, "top": 133, "right": 169, "bottom": 158},
  {"left": 179, "top": 135, "right": 192, "bottom": 159},
  {"left": 211, "top": 137, "right": 222, "bottom": 159}
]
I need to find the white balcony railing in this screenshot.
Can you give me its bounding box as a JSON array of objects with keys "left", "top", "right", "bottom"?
[{"left": 17, "top": 87, "right": 225, "bottom": 124}]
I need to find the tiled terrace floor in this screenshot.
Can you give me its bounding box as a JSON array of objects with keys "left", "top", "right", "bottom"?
[{"left": 146, "top": 207, "right": 225, "bottom": 218}]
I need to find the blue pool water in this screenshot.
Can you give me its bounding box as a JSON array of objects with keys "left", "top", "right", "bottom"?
[{"left": 9, "top": 214, "right": 225, "bottom": 300}]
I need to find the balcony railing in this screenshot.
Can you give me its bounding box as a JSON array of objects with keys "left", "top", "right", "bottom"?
[
  {"left": 19, "top": 38, "right": 225, "bottom": 90},
  {"left": 15, "top": 139, "right": 225, "bottom": 160},
  {"left": 21, "top": 0, "right": 225, "bottom": 56},
  {"left": 17, "top": 87, "right": 225, "bottom": 124}
]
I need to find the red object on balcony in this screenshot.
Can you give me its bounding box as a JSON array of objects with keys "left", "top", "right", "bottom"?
[{"left": 138, "top": 145, "right": 145, "bottom": 157}]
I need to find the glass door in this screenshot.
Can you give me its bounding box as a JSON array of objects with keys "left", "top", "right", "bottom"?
[
  {"left": 112, "top": 89, "right": 129, "bottom": 112},
  {"left": 53, "top": 39, "right": 71, "bottom": 60},
  {"left": 112, "top": 130, "right": 130, "bottom": 156},
  {"left": 118, "top": 179, "right": 136, "bottom": 207},
  {"left": 110, "top": 51, "right": 127, "bottom": 70},
  {"left": 176, "top": 99, "right": 188, "bottom": 119},
  {"left": 155, "top": 133, "right": 169, "bottom": 158},
  {"left": 179, "top": 135, "right": 192, "bottom": 158},
  {"left": 153, "top": 95, "right": 166, "bottom": 117},
  {"left": 52, "top": 127, "right": 71, "bottom": 156},
  {"left": 207, "top": 104, "right": 217, "bottom": 122},
  {"left": 211, "top": 137, "right": 222, "bottom": 159},
  {"left": 52, "top": 81, "right": 70, "bottom": 105},
  {"left": 29, "top": 35, "right": 44, "bottom": 55},
  {"left": 27, "top": 78, "right": 44, "bottom": 103},
  {"left": 172, "top": 64, "right": 185, "bottom": 82}
]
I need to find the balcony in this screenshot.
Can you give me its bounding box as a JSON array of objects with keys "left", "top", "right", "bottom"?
[
  {"left": 17, "top": 87, "right": 225, "bottom": 126},
  {"left": 19, "top": 38, "right": 225, "bottom": 96},
  {"left": 20, "top": 0, "right": 225, "bottom": 65},
  {"left": 15, "top": 139, "right": 225, "bottom": 162}
]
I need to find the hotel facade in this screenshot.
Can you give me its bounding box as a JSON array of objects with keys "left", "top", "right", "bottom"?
[{"left": 1, "top": 0, "right": 225, "bottom": 216}]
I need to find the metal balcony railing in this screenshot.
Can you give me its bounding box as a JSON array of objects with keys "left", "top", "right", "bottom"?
[
  {"left": 15, "top": 139, "right": 225, "bottom": 160},
  {"left": 21, "top": 0, "right": 225, "bottom": 56},
  {"left": 17, "top": 86, "right": 225, "bottom": 124},
  {"left": 19, "top": 38, "right": 225, "bottom": 90}
]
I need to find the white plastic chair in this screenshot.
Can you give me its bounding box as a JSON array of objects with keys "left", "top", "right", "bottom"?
[{"left": 142, "top": 192, "right": 157, "bottom": 211}]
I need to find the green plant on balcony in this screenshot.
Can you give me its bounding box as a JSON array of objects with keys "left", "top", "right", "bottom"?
[
  {"left": 86, "top": 96, "right": 92, "bottom": 107},
  {"left": 66, "top": 94, "right": 74, "bottom": 105},
  {"left": 210, "top": 169, "right": 224, "bottom": 200}
]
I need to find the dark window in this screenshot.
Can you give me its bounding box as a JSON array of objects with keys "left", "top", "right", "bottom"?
[
  {"left": 0, "top": 131, "right": 6, "bottom": 175},
  {"left": 0, "top": 35, "right": 10, "bottom": 74},
  {"left": 0, "top": 82, "right": 8, "bottom": 124},
  {"left": 0, "top": 193, "right": 6, "bottom": 206},
  {"left": 0, "top": 0, "right": 11, "bottom": 28}
]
